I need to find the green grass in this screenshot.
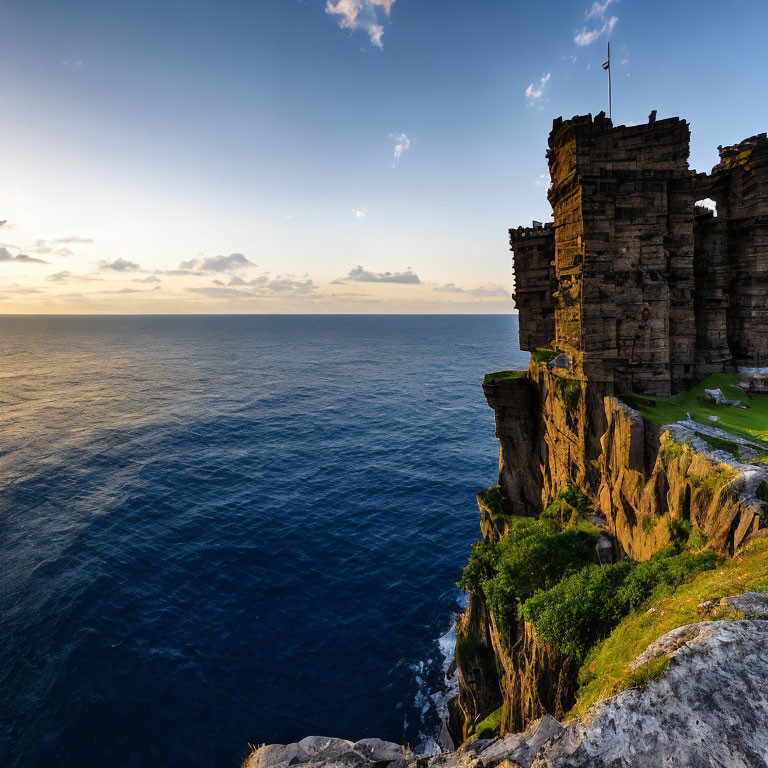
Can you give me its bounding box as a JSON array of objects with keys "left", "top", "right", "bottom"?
[
  {"left": 624, "top": 374, "right": 768, "bottom": 447},
  {"left": 568, "top": 540, "right": 768, "bottom": 719},
  {"left": 483, "top": 370, "right": 527, "bottom": 385},
  {"left": 477, "top": 485, "right": 510, "bottom": 520},
  {"left": 624, "top": 656, "right": 670, "bottom": 688},
  {"left": 531, "top": 348, "right": 559, "bottom": 364},
  {"left": 473, "top": 707, "right": 503, "bottom": 738}
]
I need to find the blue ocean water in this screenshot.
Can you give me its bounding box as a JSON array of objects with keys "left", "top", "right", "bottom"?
[{"left": 0, "top": 315, "right": 527, "bottom": 768}]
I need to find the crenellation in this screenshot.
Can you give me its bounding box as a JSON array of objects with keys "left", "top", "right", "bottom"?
[{"left": 512, "top": 112, "right": 768, "bottom": 396}]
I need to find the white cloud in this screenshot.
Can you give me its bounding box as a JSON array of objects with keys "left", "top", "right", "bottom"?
[
  {"left": 176, "top": 253, "right": 255, "bottom": 273},
  {"left": 525, "top": 73, "right": 551, "bottom": 105},
  {"left": 188, "top": 274, "right": 319, "bottom": 299},
  {"left": 326, "top": 0, "right": 396, "bottom": 49},
  {"left": 390, "top": 132, "right": 410, "bottom": 165},
  {"left": 585, "top": 0, "right": 617, "bottom": 20},
  {"left": 335, "top": 265, "right": 420, "bottom": 284},
  {"left": 574, "top": 15, "right": 617, "bottom": 46},
  {"left": 0, "top": 247, "right": 47, "bottom": 264},
  {"left": 432, "top": 282, "right": 509, "bottom": 298},
  {"left": 99, "top": 258, "right": 141, "bottom": 272},
  {"left": 353, "top": 207, "right": 368, "bottom": 218}
]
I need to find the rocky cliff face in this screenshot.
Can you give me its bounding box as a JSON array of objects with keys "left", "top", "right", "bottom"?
[{"left": 454, "top": 359, "right": 768, "bottom": 744}]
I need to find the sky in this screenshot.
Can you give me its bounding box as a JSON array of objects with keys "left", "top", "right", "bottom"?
[{"left": 1, "top": 0, "right": 767, "bottom": 314}]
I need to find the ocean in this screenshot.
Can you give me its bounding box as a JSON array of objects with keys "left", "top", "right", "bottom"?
[{"left": 0, "top": 314, "right": 528, "bottom": 767}]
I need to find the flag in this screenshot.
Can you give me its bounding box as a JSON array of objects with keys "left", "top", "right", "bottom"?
[{"left": 602, "top": 60, "right": 610, "bottom": 70}]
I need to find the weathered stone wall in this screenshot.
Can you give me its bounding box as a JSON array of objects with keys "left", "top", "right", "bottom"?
[
  {"left": 693, "top": 208, "right": 732, "bottom": 378},
  {"left": 546, "top": 113, "right": 695, "bottom": 396},
  {"left": 513, "top": 115, "right": 767, "bottom": 396},
  {"left": 699, "top": 133, "right": 768, "bottom": 369},
  {"left": 510, "top": 225, "right": 556, "bottom": 352}
]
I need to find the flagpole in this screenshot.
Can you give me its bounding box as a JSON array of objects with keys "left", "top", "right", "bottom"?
[{"left": 607, "top": 41, "right": 612, "bottom": 120}]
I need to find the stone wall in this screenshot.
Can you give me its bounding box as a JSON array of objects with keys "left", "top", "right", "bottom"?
[
  {"left": 513, "top": 115, "right": 768, "bottom": 397},
  {"left": 510, "top": 225, "right": 555, "bottom": 352}
]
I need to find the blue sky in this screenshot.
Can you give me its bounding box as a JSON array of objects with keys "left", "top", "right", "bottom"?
[{"left": 1, "top": 0, "right": 767, "bottom": 313}]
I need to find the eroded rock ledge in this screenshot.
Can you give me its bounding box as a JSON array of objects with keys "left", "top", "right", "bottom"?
[{"left": 246, "top": 617, "right": 768, "bottom": 768}]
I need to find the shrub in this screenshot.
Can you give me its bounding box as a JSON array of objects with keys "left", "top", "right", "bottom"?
[
  {"left": 562, "top": 379, "right": 582, "bottom": 411},
  {"left": 458, "top": 515, "right": 600, "bottom": 632},
  {"left": 522, "top": 548, "right": 719, "bottom": 661},
  {"left": 540, "top": 484, "right": 593, "bottom": 529}
]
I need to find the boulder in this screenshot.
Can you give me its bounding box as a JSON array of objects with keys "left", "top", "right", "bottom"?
[{"left": 704, "top": 387, "right": 729, "bottom": 405}]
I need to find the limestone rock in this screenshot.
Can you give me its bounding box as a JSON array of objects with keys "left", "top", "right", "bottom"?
[
  {"left": 704, "top": 387, "right": 729, "bottom": 404},
  {"left": 532, "top": 620, "right": 768, "bottom": 767},
  {"left": 721, "top": 592, "right": 768, "bottom": 618}
]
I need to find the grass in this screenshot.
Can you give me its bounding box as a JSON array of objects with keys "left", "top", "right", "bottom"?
[
  {"left": 483, "top": 370, "right": 527, "bottom": 385},
  {"left": 624, "top": 374, "right": 768, "bottom": 447},
  {"left": 477, "top": 485, "right": 511, "bottom": 520},
  {"left": 473, "top": 707, "right": 503, "bottom": 739},
  {"left": 624, "top": 656, "right": 670, "bottom": 688},
  {"left": 531, "top": 348, "right": 559, "bottom": 364},
  {"left": 567, "top": 539, "right": 768, "bottom": 719}
]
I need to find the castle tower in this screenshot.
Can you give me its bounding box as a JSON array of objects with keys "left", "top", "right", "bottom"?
[{"left": 545, "top": 113, "right": 696, "bottom": 396}]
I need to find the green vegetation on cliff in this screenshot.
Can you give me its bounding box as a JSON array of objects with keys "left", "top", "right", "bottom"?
[
  {"left": 459, "top": 488, "right": 600, "bottom": 631},
  {"left": 625, "top": 373, "right": 768, "bottom": 446},
  {"left": 530, "top": 347, "right": 559, "bottom": 364},
  {"left": 522, "top": 548, "right": 719, "bottom": 660},
  {"left": 482, "top": 370, "right": 527, "bottom": 385},
  {"left": 476, "top": 485, "right": 511, "bottom": 519},
  {"left": 568, "top": 539, "right": 768, "bottom": 718}
]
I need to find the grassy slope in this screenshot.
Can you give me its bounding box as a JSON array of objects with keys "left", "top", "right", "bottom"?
[
  {"left": 483, "top": 370, "right": 527, "bottom": 385},
  {"left": 568, "top": 540, "right": 768, "bottom": 719},
  {"left": 625, "top": 373, "right": 768, "bottom": 446}
]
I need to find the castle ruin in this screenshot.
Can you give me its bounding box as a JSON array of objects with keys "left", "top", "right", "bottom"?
[{"left": 511, "top": 112, "right": 768, "bottom": 397}]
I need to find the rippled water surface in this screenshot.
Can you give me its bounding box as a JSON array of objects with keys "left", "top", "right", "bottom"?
[{"left": 0, "top": 315, "right": 527, "bottom": 767}]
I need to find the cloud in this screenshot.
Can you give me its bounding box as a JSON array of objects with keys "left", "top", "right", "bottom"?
[
  {"left": 574, "top": 15, "right": 617, "bottom": 46},
  {"left": 99, "top": 258, "right": 141, "bottom": 272},
  {"left": 525, "top": 73, "right": 551, "bottom": 105},
  {"left": 134, "top": 275, "right": 161, "bottom": 284},
  {"left": 585, "top": 0, "right": 617, "bottom": 19},
  {"left": 433, "top": 282, "right": 509, "bottom": 298},
  {"left": 188, "top": 274, "right": 320, "bottom": 300},
  {"left": 63, "top": 58, "right": 84, "bottom": 68},
  {"left": 326, "top": 0, "right": 396, "bottom": 49},
  {"left": 47, "top": 270, "right": 73, "bottom": 282},
  {"left": 55, "top": 236, "right": 93, "bottom": 244},
  {"left": 0, "top": 220, "right": 6, "bottom": 227},
  {"left": 353, "top": 207, "right": 368, "bottom": 218},
  {"left": 390, "top": 132, "right": 410, "bottom": 165},
  {"left": 0, "top": 247, "right": 47, "bottom": 263},
  {"left": 177, "top": 253, "right": 255, "bottom": 273},
  {"left": 336, "top": 265, "right": 420, "bottom": 284}
]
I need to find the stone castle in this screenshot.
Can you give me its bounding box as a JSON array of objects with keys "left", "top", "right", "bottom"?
[{"left": 511, "top": 111, "right": 768, "bottom": 396}]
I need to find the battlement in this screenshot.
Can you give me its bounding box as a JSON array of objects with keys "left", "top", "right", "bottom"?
[{"left": 511, "top": 112, "right": 768, "bottom": 396}]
